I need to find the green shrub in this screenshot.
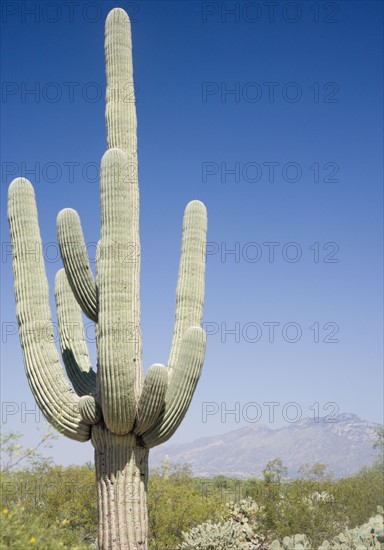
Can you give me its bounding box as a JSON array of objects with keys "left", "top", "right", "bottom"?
[
  {"left": 0, "top": 503, "right": 90, "bottom": 550},
  {"left": 148, "top": 465, "right": 226, "bottom": 550}
]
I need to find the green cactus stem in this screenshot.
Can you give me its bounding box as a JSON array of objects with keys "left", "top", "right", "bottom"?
[
  {"left": 8, "top": 7, "right": 207, "bottom": 550},
  {"left": 55, "top": 268, "right": 96, "bottom": 397}
]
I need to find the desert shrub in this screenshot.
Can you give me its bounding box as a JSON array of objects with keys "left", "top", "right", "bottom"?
[
  {"left": 148, "top": 464, "right": 226, "bottom": 550},
  {"left": 0, "top": 503, "right": 91, "bottom": 550}
]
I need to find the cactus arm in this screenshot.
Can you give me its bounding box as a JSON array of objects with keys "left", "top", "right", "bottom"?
[
  {"left": 57, "top": 208, "right": 98, "bottom": 322},
  {"left": 142, "top": 327, "right": 206, "bottom": 448},
  {"left": 7, "top": 178, "right": 91, "bottom": 441},
  {"left": 54, "top": 268, "right": 96, "bottom": 397},
  {"left": 79, "top": 395, "right": 102, "bottom": 425},
  {"left": 134, "top": 364, "right": 168, "bottom": 436},
  {"left": 97, "top": 148, "right": 140, "bottom": 435},
  {"left": 105, "top": 7, "right": 143, "bottom": 396},
  {"left": 167, "top": 201, "right": 207, "bottom": 377}
]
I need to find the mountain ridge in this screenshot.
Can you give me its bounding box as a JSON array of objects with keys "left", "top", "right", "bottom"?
[{"left": 149, "top": 414, "right": 381, "bottom": 478}]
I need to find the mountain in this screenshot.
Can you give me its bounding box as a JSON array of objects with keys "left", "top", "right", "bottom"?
[{"left": 149, "top": 414, "right": 381, "bottom": 478}]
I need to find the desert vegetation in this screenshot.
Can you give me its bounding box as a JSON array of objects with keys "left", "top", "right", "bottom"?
[{"left": 1, "top": 428, "right": 383, "bottom": 549}]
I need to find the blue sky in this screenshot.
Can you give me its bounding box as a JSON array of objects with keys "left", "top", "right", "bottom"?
[{"left": 1, "top": 0, "right": 383, "bottom": 466}]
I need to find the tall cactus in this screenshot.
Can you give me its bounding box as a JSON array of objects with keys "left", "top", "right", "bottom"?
[{"left": 7, "top": 8, "right": 207, "bottom": 550}]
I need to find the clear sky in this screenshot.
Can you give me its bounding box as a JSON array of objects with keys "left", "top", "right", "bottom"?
[{"left": 1, "top": 0, "right": 383, "bottom": 466}]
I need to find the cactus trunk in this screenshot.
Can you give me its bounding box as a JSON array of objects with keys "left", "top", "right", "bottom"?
[{"left": 92, "top": 427, "right": 149, "bottom": 550}]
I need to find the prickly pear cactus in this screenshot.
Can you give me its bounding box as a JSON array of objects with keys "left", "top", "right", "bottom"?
[
  {"left": 319, "top": 509, "right": 384, "bottom": 549},
  {"left": 180, "top": 520, "right": 244, "bottom": 550},
  {"left": 180, "top": 498, "right": 265, "bottom": 550},
  {"left": 270, "top": 534, "right": 312, "bottom": 549},
  {"left": 270, "top": 511, "right": 384, "bottom": 550}
]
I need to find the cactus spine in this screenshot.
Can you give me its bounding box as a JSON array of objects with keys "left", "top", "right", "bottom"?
[{"left": 7, "top": 8, "right": 207, "bottom": 550}]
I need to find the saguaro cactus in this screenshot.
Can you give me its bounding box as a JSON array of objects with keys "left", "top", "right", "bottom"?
[{"left": 7, "top": 8, "right": 207, "bottom": 550}]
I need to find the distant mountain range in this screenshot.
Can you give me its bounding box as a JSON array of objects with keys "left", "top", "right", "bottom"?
[{"left": 149, "top": 414, "right": 382, "bottom": 478}]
